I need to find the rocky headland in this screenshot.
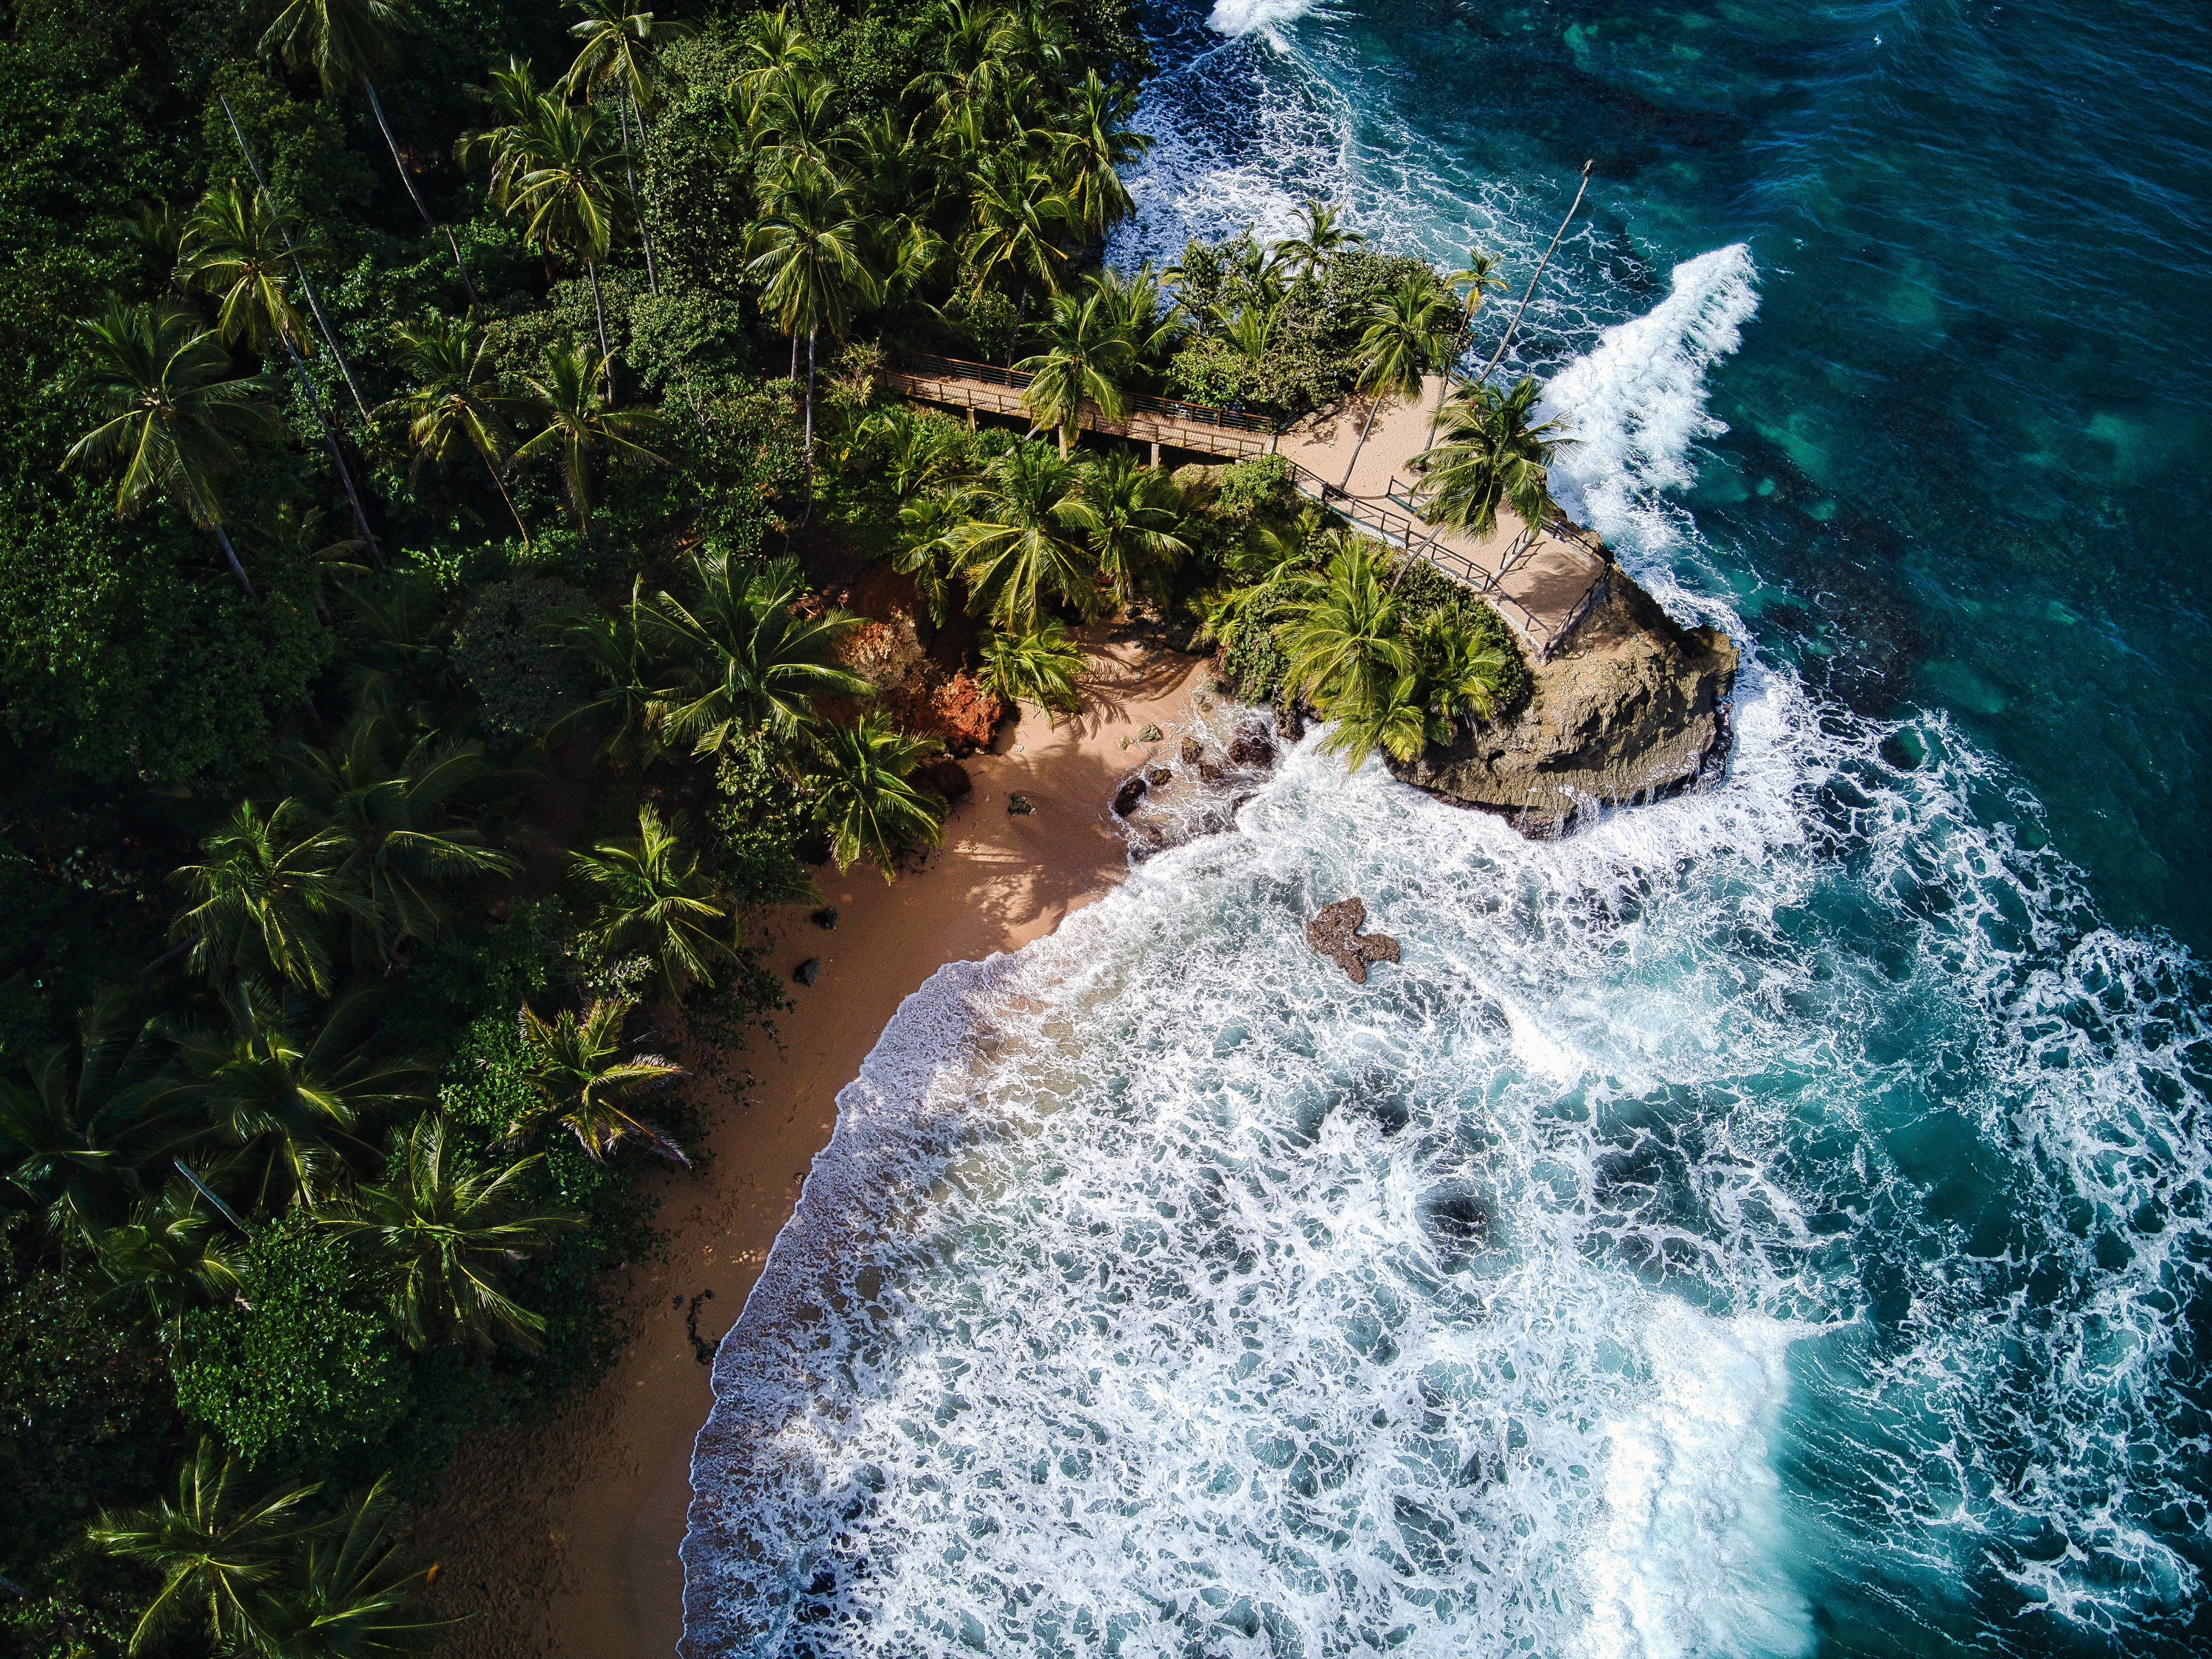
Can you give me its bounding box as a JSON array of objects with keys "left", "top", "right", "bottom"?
[{"left": 1387, "top": 565, "right": 1738, "bottom": 834}]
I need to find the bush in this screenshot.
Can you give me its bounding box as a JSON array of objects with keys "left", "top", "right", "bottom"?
[{"left": 450, "top": 575, "right": 591, "bottom": 740}]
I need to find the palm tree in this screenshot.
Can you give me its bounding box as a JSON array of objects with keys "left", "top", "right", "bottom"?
[
  {"left": 379, "top": 311, "right": 532, "bottom": 544},
  {"left": 1275, "top": 197, "right": 1363, "bottom": 285},
  {"left": 325, "top": 1114, "right": 577, "bottom": 1353},
  {"left": 1086, "top": 262, "right": 1184, "bottom": 374},
  {"left": 1084, "top": 451, "right": 1189, "bottom": 604},
  {"left": 570, "top": 804, "right": 734, "bottom": 1001},
  {"left": 281, "top": 712, "right": 523, "bottom": 966},
  {"left": 96, "top": 1180, "right": 244, "bottom": 1335},
  {"left": 645, "top": 550, "right": 869, "bottom": 752},
  {"left": 554, "top": 580, "right": 665, "bottom": 765},
  {"left": 947, "top": 444, "right": 1103, "bottom": 629},
  {"left": 512, "top": 998, "right": 687, "bottom": 1164},
  {"left": 178, "top": 184, "right": 314, "bottom": 358},
  {"left": 145, "top": 980, "right": 425, "bottom": 1214},
  {"left": 169, "top": 799, "right": 358, "bottom": 998},
  {"left": 1339, "top": 277, "right": 1458, "bottom": 490},
  {"left": 1416, "top": 611, "right": 1513, "bottom": 728},
  {"left": 893, "top": 493, "right": 962, "bottom": 628},
  {"left": 978, "top": 620, "right": 1084, "bottom": 717},
  {"left": 1013, "top": 288, "right": 1133, "bottom": 457},
  {"left": 737, "top": 4, "right": 817, "bottom": 97},
  {"left": 1275, "top": 539, "right": 1415, "bottom": 770},
  {"left": 248, "top": 1475, "right": 445, "bottom": 1658},
  {"left": 1324, "top": 671, "right": 1440, "bottom": 769},
  {"left": 1411, "top": 376, "right": 1568, "bottom": 540},
  {"left": 60, "top": 299, "right": 279, "bottom": 599},
  {"left": 510, "top": 100, "right": 632, "bottom": 394},
  {"left": 1439, "top": 246, "right": 1509, "bottom": 406},
  {"left": 513, "top": 342, "right": 666, "bottom": 534},
  {"left": 806, "top": 714, "right": 947, "bottom": 880},
  {"left": 457, "top": 57, "right": 552, "bottom": 214},
  {"left": 562, "top": 0, "right": 697, "bottom": 298},
  {"left": 258, "top": 0, "right": 479, "bottom": 299},
  {"left": 88, "top": 1441, "right": 321, "bottom": 1656},
  {"left": 962, "top": 151, "right": 1074, "bottom": 310},
  {"left": 1054, "top": 71, "right": 1150, "bottom": 238},
  {"left": 0, "top": 993, "right": 173, "bottom": 1244},
  {"left": 745, "top": 174, "right": 880, "bottom": 515}
]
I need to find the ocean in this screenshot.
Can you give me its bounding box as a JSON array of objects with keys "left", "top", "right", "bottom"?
[{"left": 681, "top": 3, "right": 2212, "bottom": 1653}]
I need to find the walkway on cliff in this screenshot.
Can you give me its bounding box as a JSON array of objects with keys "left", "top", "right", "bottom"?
[{"left": 882, "top": 358, "right": 1608, "bottom": 658}]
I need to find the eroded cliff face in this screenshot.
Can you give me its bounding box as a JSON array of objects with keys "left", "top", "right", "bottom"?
[{"left": 1386, "top": 567, "right": 1738, "bottom": 834}]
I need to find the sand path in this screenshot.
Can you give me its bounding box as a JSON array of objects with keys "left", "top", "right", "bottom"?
[{"left": 417, "top": 632, "right": 1209, "bottom": 1659}]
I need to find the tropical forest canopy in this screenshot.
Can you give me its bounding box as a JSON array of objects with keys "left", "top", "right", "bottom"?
[{"left": 0, "top": 0, "right": 1564, "bottom": 1652}]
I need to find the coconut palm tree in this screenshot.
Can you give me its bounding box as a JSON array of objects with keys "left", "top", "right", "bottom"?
[
  {"left": 512, "top": 998, "right": 687, "bottom": 1164},
  {"left": 510, "top": 100, "right": 633, "bottom": 392},
  {"left": 169, "top": 799, "right": 358, "bottom": 998},
  {"left": 96, "top": 1180, "right": 245, "bottom": 1335},
  {"left": 1083, "top": 451, "right": 1189, "bottom": 604},
  {"left": 1275, "top": 539, "right": 1416, "bottom": 770},
  {"left": 806, "top": 714, "right": 947, "bottom": 880},
  {"left": 457, "top": 58, "right": 552, "bottom": 213},
  {"left": 178, "top": 183, "right": 315, "bottom": 359},
  {"left": 737, "top": 4, "right": 816, "bottom": 96},
  {"left": 0, "top": 993, "right": 174, "bottom": 1244},
  {"left": 379, "top": 311, "right": 532, "bottom": 544},
  {"left": 561, "top": 0, "right": 696, "bottom": 297},
  {"left": 145, "top": 979, "right": 425, "bottom": 1214},
  {"left": 553, "top": 580, "right": 665, "bottom": 765},
  {"left": 258, "top": 0, "right": 478, "bottom": 299},
  {"left": 1054, "top": 70, "right": 1150, "bottom": 238},
  {"left": 947, "top": 443, "right": 1103, "bottom": 629},
  {"left": 962, "top": 151, "right": 1074, "bottom": 307},
  {"left": 1324, "top": 671, "right": 1441, "bottom": 768},
  {"left": 88, "top": 1441, "right": 321, "bottom": 1656},
  {"left": 645, "top": 550, "right": 869, "bottom": 752},
  {"left": 1416, "top": 610, "right": 1514, "bottom": 728},
  {"left": 1411, "top": 376, "right": 1568, "bottom": 540},
  {"left": 60, "top": 299, "right": 279, "bottom": 599},
  {"left": 280, "top": 712, "right": 523, "bottom": 966},
  {"left": 1339, "top": 277, "right": 1457, "bottom": 490},
  {"left": 248, "top": 1475, "right": 445, "bottom": 1658},
  {"left": 977, "top": 619, "right": 1084, "bottom": 716},
  {"left": 513, "top": 342, "right": 666, "bottom": 534},
  {"left": 1275, "top": 197, "right": 1363, "bottom": 285},
  {"left": 1085, "top": 262, "right": 1184, "bottom": 375},
  {"left": 325, "top": 1113, "right": 577, "bottom": 1354},
  {"left": 1015, "top": 288, "right": 1133, "bottom": 456},
  {"left": 745, "top": 173, "right": 880, "bottom": 514},
  {"left": 571, "top": 804, "right": 734, "bottom": 1001}
]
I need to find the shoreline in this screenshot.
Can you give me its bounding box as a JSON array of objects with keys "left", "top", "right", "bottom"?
[{"left": 417, "top": 630, "right": 1211, "bottom": 1659}]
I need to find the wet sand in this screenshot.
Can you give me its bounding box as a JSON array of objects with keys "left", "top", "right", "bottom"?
[{"left": 418, "top": 632, "right": 1210, "bottom": 1659}]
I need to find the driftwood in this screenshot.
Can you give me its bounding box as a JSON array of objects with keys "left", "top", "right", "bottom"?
[{"left": 1307, "top": 897, "right": 1400, "bottom": 984}]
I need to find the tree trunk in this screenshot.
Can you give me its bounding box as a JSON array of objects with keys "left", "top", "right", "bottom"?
[
  {"left": 625, "top": 91, "right": 660, "bottom": 299},
  {"left": 800, "top": 327, "right": 818, "bottom": 525},
  {"left": 211, "top": 523, "right": 257, "bottom": 600},
  {"left": 587, "top": 260, "right": 615, "bottom": 406},
  {"left": 274, "top": 328, "right": 380, "bottom": 556},
  {"left": 790, "top": 335, "right": 799, "bottom": 380},
  {"left": 364, "top": 78, "right": 479, "bottom": 305},
  {"left": 1340, "top": 387, "right": 1385, "bottom": 491},
  {"left": 1475, "top": 160, "right": 1594, "bottom": 389},
  {"left": 218, "top": 95, "right": 372, "bottom": 420},
  {"left": 481, "top": 453, "right": 530, "bottom": 547}
]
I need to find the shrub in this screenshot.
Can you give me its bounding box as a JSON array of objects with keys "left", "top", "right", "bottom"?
[{"left": 450, "top": 575, "right": 591, "bottom": 740}]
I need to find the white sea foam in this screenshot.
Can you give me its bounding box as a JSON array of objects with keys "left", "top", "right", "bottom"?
[{"left": 1206, "top": 0, "right": 1326, "bottom": 42}]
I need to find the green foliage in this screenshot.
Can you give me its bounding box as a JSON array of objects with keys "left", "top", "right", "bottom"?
[
  {"left": 449, "top": 574, "right": 590, "bottom": 738},
  {"left": 172, "top": 1211, "right": 406, "bottom": 1467},
  {"left": 710, "top": 730, "right": 820, "bottom": 911}
]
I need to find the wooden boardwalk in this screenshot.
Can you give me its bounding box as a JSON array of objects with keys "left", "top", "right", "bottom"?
[{"left": 883, "top": 358, "right": 1607, "bottom": 656}]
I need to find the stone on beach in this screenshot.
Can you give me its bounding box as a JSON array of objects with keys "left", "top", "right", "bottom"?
[{"left": 1307, "top": 897, "right": 1400, "bottom": 984}]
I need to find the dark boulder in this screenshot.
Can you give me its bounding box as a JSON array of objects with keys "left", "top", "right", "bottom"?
[
  {"left": 792, "top": 957, "right": 821, "bottom": 987},
  {"left": 1112, "top": 776, "right": 1147, "bottom": 816},
  {"left": 1180, "top": 737, "right": 1205, "bottom": 765},
  {"left": 1306, "top": 897, "right": 1400, "bottom": 985},
  {"left": 1228, "top": 723, "right": 1276, "bottom": 768},
  {"left": 914, "top": 757, "right": 973, "bottom": 804}
]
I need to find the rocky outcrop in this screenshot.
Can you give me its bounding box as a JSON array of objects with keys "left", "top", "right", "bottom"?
[
  {"left": 1387, "top": 568, "right": 1738, "bottom": 835},
  {"left": 1307, "top": 897, "right": 1401, "bottom": 984}
]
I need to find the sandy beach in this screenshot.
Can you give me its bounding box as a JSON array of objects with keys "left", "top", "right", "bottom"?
[{"left": 417, "top": 630, "right": 1209, "bottom": 1659}]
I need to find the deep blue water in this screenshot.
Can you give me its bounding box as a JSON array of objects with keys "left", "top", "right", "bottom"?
[{"left": 678, "top": 7, "right": 2212, "bottom": 1655}]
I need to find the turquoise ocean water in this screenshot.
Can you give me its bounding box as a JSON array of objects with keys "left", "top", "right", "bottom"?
[{"left": 681, "top": 5, "right": 2212, "bottom": 1654}]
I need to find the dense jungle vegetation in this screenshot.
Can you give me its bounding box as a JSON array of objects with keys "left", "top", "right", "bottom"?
[{"left": 0, "top": 0, "right": 1562, "bottom": 1651}]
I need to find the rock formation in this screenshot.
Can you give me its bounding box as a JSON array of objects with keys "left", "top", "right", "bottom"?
[
  {"left": 1307, "top": 897, "right": 1400, "bottom": 984},
  {"left": 1388, "top": 566, "right": 1737, "bottom": 834}
]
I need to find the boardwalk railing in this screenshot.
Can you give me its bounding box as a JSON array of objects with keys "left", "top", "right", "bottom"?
[
  {"left": 885, "top": 352, "right": 1279, "bottom": 442},
  {"left": 1282, "top": 460, "right": 1607, "bottom": 658}
]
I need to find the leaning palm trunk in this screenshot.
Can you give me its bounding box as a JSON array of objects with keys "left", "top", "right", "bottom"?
[
  {"left": 586, "top": 260, "right": 615, "bottom": 405},
  {"left": 1474, "top": 159, "right": 1593, "bottom": 388},
  {"left": 271, "top": 325, "right": 381, "bottom": 555},
  {"left": 210, "top": 524, "right": 257, "bottom": 601},
  {"left": 218, "top": 96, "right": 372, "bottom": 420},
  {"left": 363, "top": 78, "right": 480, "bottom": 305},
  {"left": 622, "top": 91, "right": 659, "bottom": 298},
  {"left": 800, "top": 327, "right": 818, "bottom": 524},
  {"left": 481, "top": 453, "right": 530, "bottom": 546},
  {"left": 1340, "top": 388, "right": 1386, "bottom": 491}
]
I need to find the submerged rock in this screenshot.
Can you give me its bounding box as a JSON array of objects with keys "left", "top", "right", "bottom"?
[
  {"left": 1307, "top": 897, "right": 1401, "bottom": 985},
  {"left": 1143, "top": 764, "right": 1172, "bottom": 786},
  {"left": 1228, "top": 723, "right": 1276, "bottom": 769},
  {"left": 1180, "top": 737, "right": 1205, "bottom": 765},
  {"left": 1111, "top": 776, "right": 1147, "bottom": 816},
  {"left": 1388, "top": 567, "right": 1738, "bottom": 835}
]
